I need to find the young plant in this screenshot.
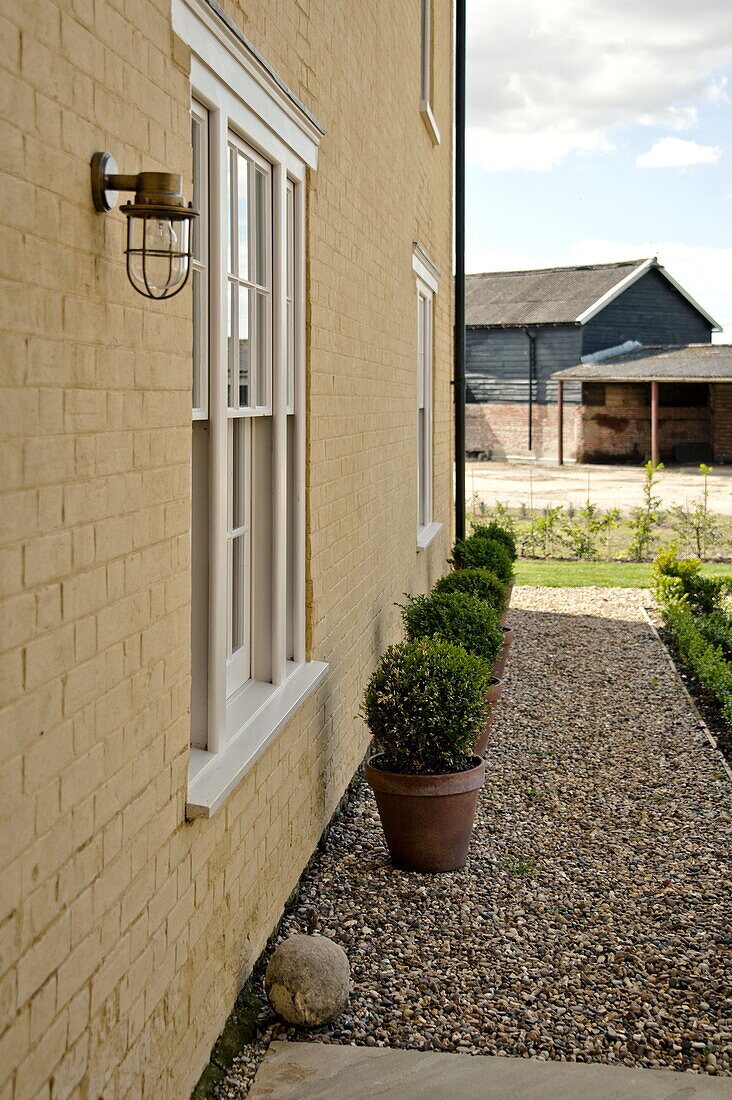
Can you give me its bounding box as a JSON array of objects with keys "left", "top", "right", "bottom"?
[
  {"left": 534, "top": 505, "right": 565, "bottom": 560},
  {"left": 491, "top": 501, "right": 515, "bottom": 532},
  {"left": 669, "top": 464, "right": 722, "bottom": 560},
  {"left": 400, "top": 591, "right": 504, "bottom": 669},
  {"left": 626, "top": 461, "right": 664, "bottom": 562},
  {"left": 363, "top": 637, "right": 491, "bottom": 775},
  {"left": 560, "top": 502, "right": 619, "bottom": 560},
  {"left": 450, "top": 534, "right": 513, "bottom": 582},
  {"left": 432, "top": 567, "right": 507, "bottom": 611}
]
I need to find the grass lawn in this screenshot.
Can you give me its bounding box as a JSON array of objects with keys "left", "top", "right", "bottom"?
[{"left": 516, "top": 560, "right": 732, "bottom": 588}]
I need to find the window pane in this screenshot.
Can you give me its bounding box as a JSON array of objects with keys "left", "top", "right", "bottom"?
[
  {"left": 192, "top": 115, "right": 202, "bottom": 262},
  {"left": 286, "top": 183, "right": 295, "bottom": 410},
  {"left": 417, "top": 294, "right": 425, "bottom": 409},
  {"left": 418, "top": 408, "right": 426, "bottom": 526},
  {"left": 229, "top": 418, "right": 250, "bottom": 663},
  {"left": 231, "top": 535, "right": 249, "bottom": 655},
  {"left": 227, "top": 146, "right": 235, "bottom": 276},
  {"left": 237, "top": 152, "right": 249, "bottom": 281},
  {"left": 192, "top": 268, "right": 201, "bottom": 409},
  {"left": 227, "top": 282, "right": 235, "bottom": 407},
  {"left": 231, "top": 418, "right": 248, "bottom": 531},
  {"left": 254, "top": 168, "right": 267, "bottom": 286},
  {"left": 255, "top": 291, "right": 267, "bottom": 406},
  {"left": 238, "top": 285, "right": 250, "bottom": 406}
]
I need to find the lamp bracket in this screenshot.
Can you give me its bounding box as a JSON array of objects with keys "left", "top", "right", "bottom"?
[{"left": 91, "top": 152, "right": 125, "bottom": 212}]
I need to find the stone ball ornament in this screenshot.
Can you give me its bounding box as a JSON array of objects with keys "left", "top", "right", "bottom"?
[{"left": 265, "top": 926, "right": 350, "bottom": 1027}]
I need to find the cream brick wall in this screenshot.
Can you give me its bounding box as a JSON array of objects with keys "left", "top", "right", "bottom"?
[{"left": 0, "top": 0, "right": 453, "bottom": 1095}]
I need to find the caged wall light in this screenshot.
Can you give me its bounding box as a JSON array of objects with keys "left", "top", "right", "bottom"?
[{"left": 91, "top": 152, "right": 198, "bottom": 300}]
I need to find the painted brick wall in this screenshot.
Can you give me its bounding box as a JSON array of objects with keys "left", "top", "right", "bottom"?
[{"left": 0, "top": 1, "right": 453, "bottom": 1096}]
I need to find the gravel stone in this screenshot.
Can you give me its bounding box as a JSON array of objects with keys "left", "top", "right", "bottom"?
[{"left": 215, "top": 587, "right": 732, "bottom": 1098}]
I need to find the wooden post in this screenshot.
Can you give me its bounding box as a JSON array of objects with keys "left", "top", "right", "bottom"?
[
  {"left": 557, "top": 380, "right": 564, "bottom": 466},
  {"left": 651, "top": 381, "right": 659, "bottom": 467}
]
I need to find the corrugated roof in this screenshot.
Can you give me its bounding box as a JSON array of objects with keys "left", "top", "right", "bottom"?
[
  {"left": 466, "top": 259, "right": 649, "bottom": 326},
  {"left": 553, "top": 344, "right": 732, "bottom": 383}
]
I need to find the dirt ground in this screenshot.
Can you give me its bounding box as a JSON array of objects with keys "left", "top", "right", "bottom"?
[{"left": 466, "top": 461, "right": 732, "bottom": 517}]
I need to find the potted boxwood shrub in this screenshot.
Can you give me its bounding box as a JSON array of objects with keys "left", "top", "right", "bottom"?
[
  {"left": 399, "top": 590, "right": 504, "bottom": 667},
  {"left": 363, "top": 637, "right": 490, "bottom": 872},
  {"left": 450, "top": 534, "right": 513, "bottom": 585},
  {"left": 471, "top": 522, "right": 518, "bottom": 606},
  {"left": 432, "top": 566, "right": 506, "bottom": 612},
  {"left": 471, "top": 521, "right": 517, "bottom": 562},
  {"left": 399, "top": 590, "right": 506, "bottom": 755}
]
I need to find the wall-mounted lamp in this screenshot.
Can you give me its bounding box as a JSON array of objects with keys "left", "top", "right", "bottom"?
[{"left": 91, "top": 152, "right": 198, "bottom": 300}]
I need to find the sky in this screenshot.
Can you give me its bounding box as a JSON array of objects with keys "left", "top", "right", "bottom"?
[{"left": 466, "top": 0, "right": 732, "bottom": 340}]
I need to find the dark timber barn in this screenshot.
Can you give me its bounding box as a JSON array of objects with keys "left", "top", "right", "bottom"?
[{"left": 465, "top": 258, "right": 723, "bottom": 463}]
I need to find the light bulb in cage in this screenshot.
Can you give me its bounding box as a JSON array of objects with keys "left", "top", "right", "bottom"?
[{"left": 91, "top": 152, "right": 198, "bottom": 300}]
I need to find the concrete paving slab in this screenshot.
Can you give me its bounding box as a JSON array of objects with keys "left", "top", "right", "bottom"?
[{"left": 248, "top": 1042, "right": 732, "bottom": 1099}]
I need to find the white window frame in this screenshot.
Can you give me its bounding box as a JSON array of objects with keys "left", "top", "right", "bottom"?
[
  {"left": 420, "top": 0, "right": 440, "bottom": 145},
  {"left": 413, "top": 247, "right": 442, "bottom": 551},
  {"left": 175, "top": 0, "right": 327, "bottom": 819}
]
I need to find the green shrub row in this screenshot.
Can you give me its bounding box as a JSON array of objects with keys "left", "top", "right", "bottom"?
[
  {"left": 654, "top": 544, "right": 732, "bottom": 728},
  {"left": 696, "top": 610, "right": 732, "bottom": 660},
  {"left": 662, "top": 601, "right": 732, "bottom": 725},
  {"left": 362, "top": 524, "right": 516, "bottom": 774}
]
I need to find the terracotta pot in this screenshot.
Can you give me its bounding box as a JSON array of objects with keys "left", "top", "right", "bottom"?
[
  {"left": 365, "top": 754, "right": 485, "bottom": 872},
  {"left": 473, "top": 676, "right": 504, "bottom": 756},
  {"left": 502, "top": 577, "right": 515, "bottom": 624},
  {"left": 486, "top": 676, "right": 504, "bottom": 704},
  {"left": 492, "top": 627, "right": 514, "bottom": 681}
]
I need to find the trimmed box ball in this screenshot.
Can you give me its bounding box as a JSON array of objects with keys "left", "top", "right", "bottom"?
[{"left": 265, "top": 934, "right": 350, "bottom": 1026}]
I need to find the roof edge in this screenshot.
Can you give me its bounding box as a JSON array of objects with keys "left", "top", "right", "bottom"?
[
  {"left": 574, "top": 259, "right": 655, "bottom": 324},
  {"left": 656, "top": 267, "right": 722, "bottom": 332},
  {"left": 575, "top": 258, "right": 722, "bottom": 330}
]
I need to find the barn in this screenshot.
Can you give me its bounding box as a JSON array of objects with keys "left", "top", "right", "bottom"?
[{"left": 465, "top": 258, "right": 722, "bottom": 463}]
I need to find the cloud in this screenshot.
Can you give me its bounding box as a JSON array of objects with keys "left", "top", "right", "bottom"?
[
  {"left": 636, "top": 137, "right": 722, "bottom": 168},
  {"left": 467, "top": 129, "right": 614, "bottom": 173},
  {"left": 467, "top": 0, "right": 732, "bottom": 171},
  {"left": 637, "top": 107, "right": 698, "bottom": 131},
  {"left": 466, "top": 239, "right": 731, "bottom": 339}
]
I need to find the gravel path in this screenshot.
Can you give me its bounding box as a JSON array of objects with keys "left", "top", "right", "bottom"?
[{"left": 217, "top": 587, "right": 732, "bottom": 1096}]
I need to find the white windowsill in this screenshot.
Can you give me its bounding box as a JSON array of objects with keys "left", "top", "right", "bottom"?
[
  {"left": 417, "top": 521, "right": 442, "bottom": 552},
  {"left": 186, "top": 660, "right": 329, "bottom": 820},
  {"left": 420, "top": 100, "right": 441, "bottom": 146}
]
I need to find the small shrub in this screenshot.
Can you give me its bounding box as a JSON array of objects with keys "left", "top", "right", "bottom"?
[
  {"left": 432, "top": 567, "right": 507, "bottom": 611},
  {"left": 400, "top": 591, "right": 504, "bottom": 669},
  {"left": 363, "top": 637, "right": 491, "bottom": 775},
  {"left": 652, "top": 544, "right": 727, "bottom": 614},
  {"left": 450, "top": 535, "right": 513, "bottom": 582},
  {"left": 470, "top": 521, "right": 518, "bottom": 561}
]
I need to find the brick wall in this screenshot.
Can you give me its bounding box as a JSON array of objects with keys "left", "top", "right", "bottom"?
[
  {"left": 466, "top": 402, "right": 580, "bottom": 463},
  {"left": 712, "top": 384, "right": 732, "bottom": 462},
  {"left": 0, "top": 1, "right": 453, "bottom": 1095},
  {"left": 579, "top": 383, "right": 711, "bottom": 463}
]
